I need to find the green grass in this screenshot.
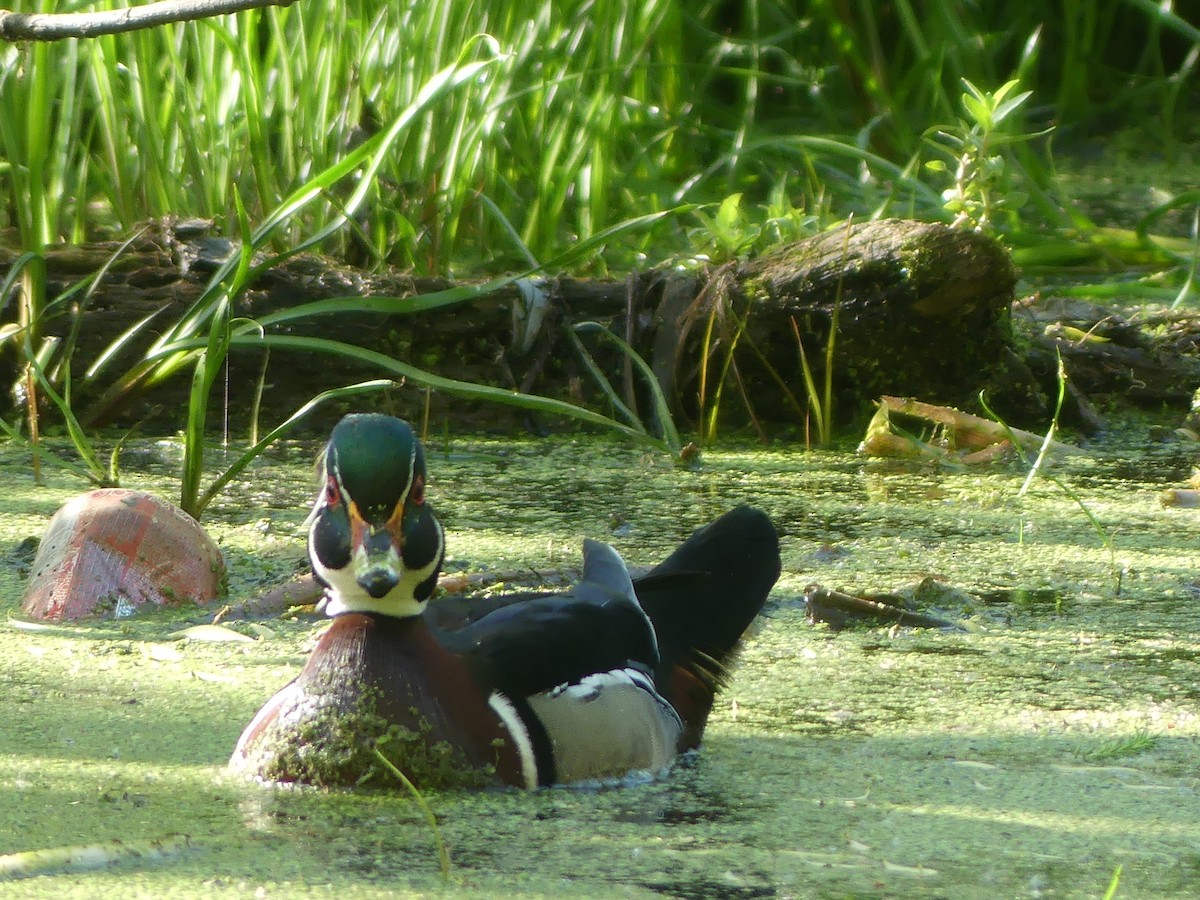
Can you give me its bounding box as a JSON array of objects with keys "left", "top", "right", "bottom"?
[
  {"left": 2, "top": 1, "right": 1195, "bottom": 270},
  {"left": 2, "top": 0, "right": 1199, "bottom": 482},
  {"left": 0, "top": 0, "right": 703, "bottom": 273}
]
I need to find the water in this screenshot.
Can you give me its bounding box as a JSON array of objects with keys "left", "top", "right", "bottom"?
[{"left": 0, "top": 430, "right": 1198, "bottom": 897}]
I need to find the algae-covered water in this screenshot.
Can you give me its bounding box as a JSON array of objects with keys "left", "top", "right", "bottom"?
[{"left": 1, "top": 429, "right": 1199, "bottom": 898}]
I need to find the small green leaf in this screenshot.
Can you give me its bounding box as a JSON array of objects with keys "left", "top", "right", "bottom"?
[
  {"left": 960, "top": 78, "right": 986, "bottom": 103},
  {"left": 992, "top": 91, "right": 1032, "bottom": 126},
  {"left": 1000, "top": 191, "right": 1029, "bottom": 209},
  {"left": 990, "top": 79, "right": 1022, "bottom": 105},
  {"left": 716, "top": 193, "right": 744, "bottom": 232},
  {"left": 961, "top": 93, "right": 992, "bottom": 130}
]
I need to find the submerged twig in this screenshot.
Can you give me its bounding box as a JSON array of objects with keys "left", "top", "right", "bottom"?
[
  {"left": 803, "top": 583, "right": 965, "bottom": 631},
  {"left": 213, "top": 566, "right": 587, "bottom": 623}
]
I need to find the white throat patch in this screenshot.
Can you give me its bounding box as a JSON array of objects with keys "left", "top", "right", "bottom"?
[{"left": 312, "top": 520, "right": 445, "bottom": 619}]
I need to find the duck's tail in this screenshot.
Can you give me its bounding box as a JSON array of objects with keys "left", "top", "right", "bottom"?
[{"left": 633, "top": 505, "right": 781, "bottom": 750}]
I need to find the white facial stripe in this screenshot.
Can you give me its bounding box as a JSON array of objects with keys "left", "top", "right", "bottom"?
[
  {"left": 304, "top": 459, "right": 328, "bottom": 529},
  {"left": 319, "top": 437, "right": 420, "bottom": 517},
  {"left": 306, "top": 452, "right": 342, "bottom": 528},
  {"left": 405, "top": 447, "right": 416, "bottom": 505},
  {"left": 487, "top": 692, "right": 538, "bottom": 790},
  {"left": 330, "top": 447, "right": 419, "bottom": 530}
]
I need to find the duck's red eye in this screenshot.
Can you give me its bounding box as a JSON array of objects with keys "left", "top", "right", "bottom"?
[
  {"left": 410, "top": 475, "right": 425, "bottom": 506},
  {"left": 325, "top": 479, "right": 339, "bottom": 505}
]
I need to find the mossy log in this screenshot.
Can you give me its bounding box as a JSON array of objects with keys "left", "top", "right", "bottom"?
[
  {"left": 662, "top": 219, "right": 1029, "bottom": 428},
  {"left": 0, "top": 218, "right": 1056, "bottom": 434}
]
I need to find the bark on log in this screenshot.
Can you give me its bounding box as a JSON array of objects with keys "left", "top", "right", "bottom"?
[
  {"left": 667, "top": 219, "right": 1028, "bottom": 427},
  {"left": 0, "top": 218, "right": 1051, "bottom": 435}
]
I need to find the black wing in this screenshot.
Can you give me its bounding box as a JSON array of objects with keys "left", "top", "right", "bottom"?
[{"left": 442, "top": 540, "right": 659, "bottom": 699}]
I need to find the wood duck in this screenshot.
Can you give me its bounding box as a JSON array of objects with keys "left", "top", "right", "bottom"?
[{"left": 230, "top": 413, "right": 781, "bottom": 789}]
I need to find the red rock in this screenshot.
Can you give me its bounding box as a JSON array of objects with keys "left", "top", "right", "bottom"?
[{"left": 21, "top": 489, "right": 226, "bottom": 621}]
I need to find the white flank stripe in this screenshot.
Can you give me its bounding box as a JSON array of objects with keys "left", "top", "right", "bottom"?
[{"left": 488, "top": 692, "right": 538, "bottom": 790}]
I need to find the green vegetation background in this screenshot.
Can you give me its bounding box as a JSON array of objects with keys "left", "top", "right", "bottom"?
[
  {"left": 1, "top": 1, "right": 1198, "bottom": 512},
  {"left": 2, "top": 0, "right": 1196, "bottom": 273}
]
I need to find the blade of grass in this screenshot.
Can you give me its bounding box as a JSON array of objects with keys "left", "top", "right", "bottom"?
[
  {"left": 153, "top": 332, "right": 674, "bottom": 453},
  {"left": 978, "top": 352, "right": 1121, "bottom": 594},
  {"left": 195, "top": 379, "right": 400, "bottom": 515},
  {"left": 371, "top": 749, "right": 450, "bottom": 881},
  {"left": 571, "top": 320, "right": 681, "bottom": 451}
]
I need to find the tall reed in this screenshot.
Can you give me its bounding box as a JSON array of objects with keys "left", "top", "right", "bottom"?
[
  {"left": 2, "top": 2, "right": 1193, "bottom": 275},
  {"left": 0, "top": 0, "right": 700, "bottom": 273}
]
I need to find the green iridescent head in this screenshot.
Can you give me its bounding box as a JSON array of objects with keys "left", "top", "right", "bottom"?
[{"left": 309, "top": 414, "right": 444, "bottom": 617}]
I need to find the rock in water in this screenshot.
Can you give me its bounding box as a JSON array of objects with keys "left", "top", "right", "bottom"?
[{"left": 21, "top": 489, "right": 225, "bottom": 621}]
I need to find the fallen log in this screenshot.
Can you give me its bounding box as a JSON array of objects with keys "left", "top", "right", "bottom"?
[
  {"left": 1014, "top": 293, "right": 1200, "bottom": 428},
  {"left": 1, "top": 218, "right": 1031, "bottom": 434}
]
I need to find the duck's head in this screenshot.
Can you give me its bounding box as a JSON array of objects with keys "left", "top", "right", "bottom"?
[{"left": 308, "top": 414, "right": 445, "bottom": 618}]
